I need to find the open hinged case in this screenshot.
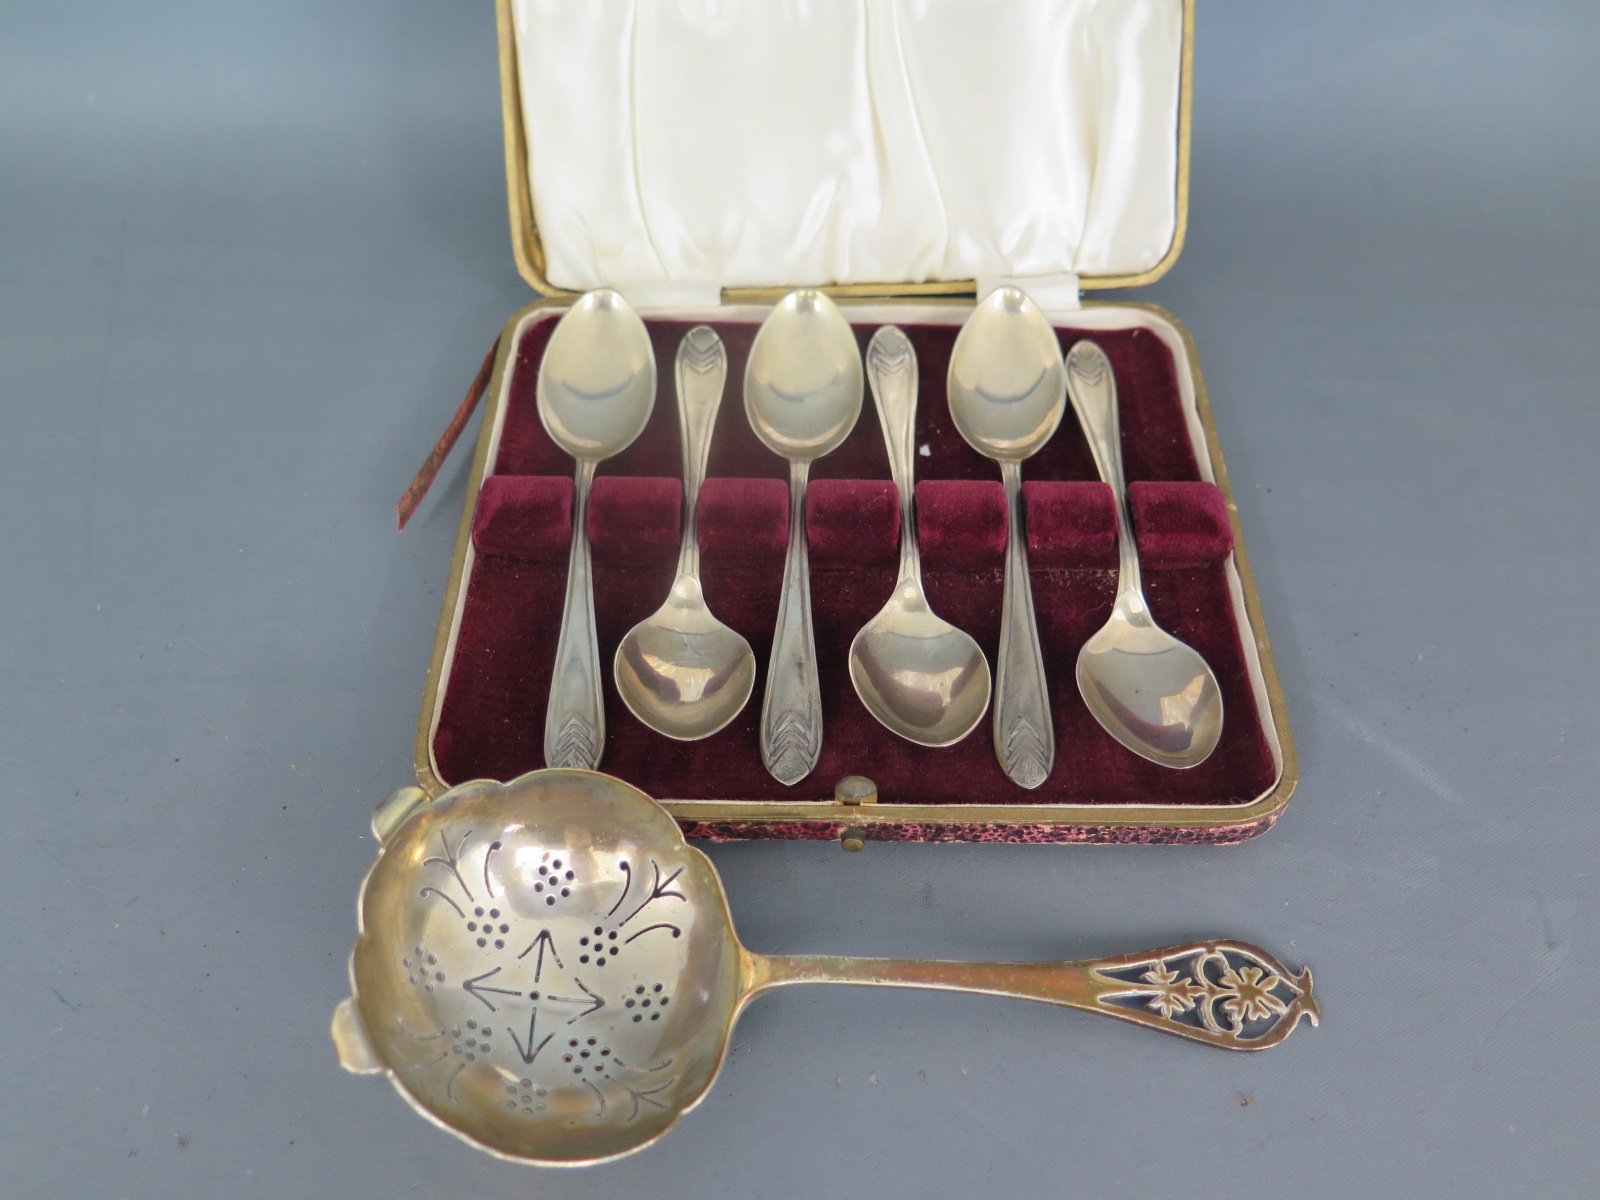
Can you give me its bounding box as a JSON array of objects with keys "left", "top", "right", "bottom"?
[{"left": 413, "top": 0, "right": 1297, "bottom": 845}]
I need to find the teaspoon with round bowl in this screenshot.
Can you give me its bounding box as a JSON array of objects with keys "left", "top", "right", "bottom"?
[
  {"left": 333, "top": 768, "right": 1320, "bottom": 1167},
  {"left": 947, "top": 287, "right": 1068, "bottom": 789},
  {"left": 1064, "top": 339, "right": 1224, "bottom": 768},
  {"left": 848, "top": 326, "right": 991, "bottom": 746},
  {"left": 536, "top": 290, "right": 657, "bottom": 769},
  {"left": 613, "top": 327, "right": 756, "bottom": 741},
  {"left": 744, "top": 290, "right": 864, "bottom": 784}
]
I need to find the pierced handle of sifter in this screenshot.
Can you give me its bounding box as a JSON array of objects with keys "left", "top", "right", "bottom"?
[{"left": 749, "top": 940, "right": 1318, "bottom": 1051}]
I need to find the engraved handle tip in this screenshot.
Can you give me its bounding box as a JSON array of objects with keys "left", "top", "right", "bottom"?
[
  {"left": 760, "top": 663, "right": 823, "bottom": 786},
  {"left": 996, "top": 717, "right": 1052, "bottom": 790},
  {"left": 866, "top": 325, "right": 915, "bottom": 381},
  {"left": 544, "top": 456, "right": 606, "bottom": 771},
  {"left": 679, "top": 324, "right": 725, "bottom": 371},
  {"left": 1066, "top": 338, "right": 1111, "bottom": 383},
  {"left": 545, "top": 712, "right": 603, "bottom": 770},
  {"left": 994, "top": 462, "right": 1055, "bottom": 788},
  {"left": 763, "top": 736, "right": 821, "bottom": 788},
  {"left": 759, "top": 463, "right": 823, "bottom": 785}
]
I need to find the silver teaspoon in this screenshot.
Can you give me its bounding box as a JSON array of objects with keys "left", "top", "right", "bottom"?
[
  {"left": 536, "top": 290, "right": 657, "bottom": 769},
  {"left": 1065, "top": 340, "right": 1224, "bottom": 767},
  {"left": 614, "top": 327, "right": 756, "bottom": 741},
  {"left": 744, "top": 290, "right": 864, "bottom": 784},
  {"left": 849, "top": 327, "right": 991, "bottom": 745},
  {"left": 947, "top": 287, "right": 1067, "bottom": 788},
  {"left": 334, "top": 768, "right": 1320, "bottom": 1167}
]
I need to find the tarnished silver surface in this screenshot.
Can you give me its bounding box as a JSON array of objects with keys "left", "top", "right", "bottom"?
[
  {"left": 335, "top": 771, "right": 1319, "bottom": 1167},
  {"left": 1065, "top": 340, "right": 1223, "bottom": 768},
  {"left": 947, "top": 287, "right": 1067, "bottom": 788},
  {"left": 335, "top": 772, "right": 741, "bottom": 1168},
  {"left": 535, "top": 290, "right": 657, "bottom": 770},
  {"left": 743, "top": 290, "right": 863, "bottom": 784},
  {"left": 848, "top": 326, "right": 990, "bottom": 746},
  {"left": 614, "top": 327, "right": 755, "bottom": 741}
]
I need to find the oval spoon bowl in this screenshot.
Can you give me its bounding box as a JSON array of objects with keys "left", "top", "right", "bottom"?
[
  {"left": 946, "top": 287, "right": 1067, "bottom": 462},
  {"left": 537, "top": 289, "right": 657, "bottom": 460},
  {"left": 744, "top": 289, "right": 863, "bottom": 463}
]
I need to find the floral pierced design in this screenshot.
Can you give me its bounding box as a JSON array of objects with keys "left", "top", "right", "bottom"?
[
  {"left": 1093, "top": 942, "right": 1318, "bottom": 1048},
  {"left": 1139, "top": 963, "right": 1205, "bottom": 1019},
  {"left": 1217, "top": 965, "right": 1290, "bottom": 1024},
  {"left": 400, "top": 827, "right": 688, "bottom": 1122}
]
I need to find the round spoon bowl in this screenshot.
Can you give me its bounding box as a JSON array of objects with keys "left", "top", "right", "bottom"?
[
  {"left": 614, "top": 578, "right": 757, "bottom": 741},
  {"left": 744, "top": 289, "right": 863, "bottom": 462},
  {"left": 1076, "top": 614, "right": 1224, "bottom": 769},
  {"left": 848, "top": 582, "right": 991, "bottom": 746}
]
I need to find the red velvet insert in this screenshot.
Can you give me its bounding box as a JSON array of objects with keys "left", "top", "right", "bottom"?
[
  {"left": 1126, "top": 480, "right": 1234, "bottom": 570},
  {"left": 435, "top": 316, "right": 1275, "bottom": 813},
  {"left": 474, "top": 476, "right": 1232, "bottom": 573}
]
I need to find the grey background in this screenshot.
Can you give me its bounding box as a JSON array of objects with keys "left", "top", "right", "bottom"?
[{"left": 3, "top": 1, "right": 1596, "bottom": 1196}]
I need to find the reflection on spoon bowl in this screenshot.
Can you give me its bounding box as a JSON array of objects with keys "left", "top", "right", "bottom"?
[
  {"left": 850, "top": 581, "right": 992, "bottom": 745},
  {"left": 1076, "top": 613, "right": 1224, "bottom": 767},
  {"left": 537, "top": 290, "right": 658, "bottom": 461},
  {"left": 615, "top": 577, "right": 756, "bottom": 741}
]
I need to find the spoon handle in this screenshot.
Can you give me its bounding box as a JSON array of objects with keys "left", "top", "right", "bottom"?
[
  {"left": 544, "top": 459, "right": 604, "bottom": 769},
  {"left": 1065, "top": 340, "right": 1142, "bottom": 601},
  {"left": 995, "top": 460, "right": 1054, "bottom": 788},
  {"left": 760, "top": 460, "right": 822, "bottom": 785},
  {"left": 747, "top": 940, "right": 1318, "bottom": 1051},
  {"left": 674, "top": 326, "right": 727, "bottom": 578},
  {"left": 865, "top": 326, "right": 922, "bottom": 584}
]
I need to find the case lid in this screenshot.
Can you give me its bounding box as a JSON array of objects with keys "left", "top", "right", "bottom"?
[{"left": 498, "top": 0, "right": 1192, "bottom": 304}]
